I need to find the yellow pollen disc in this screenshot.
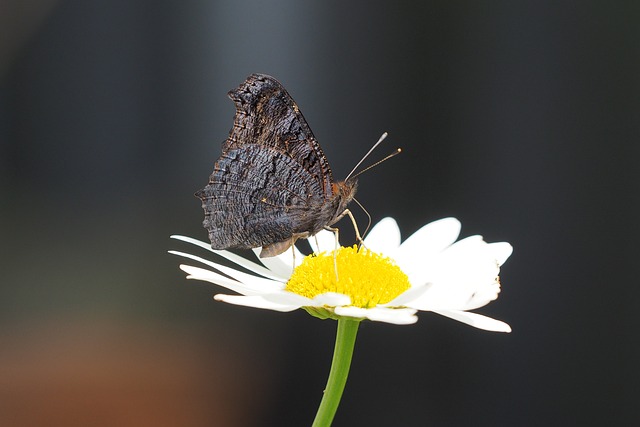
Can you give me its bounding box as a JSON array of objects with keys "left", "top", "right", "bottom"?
[{"left": 285, "top": 246, "right": 411, "bottom": 309}]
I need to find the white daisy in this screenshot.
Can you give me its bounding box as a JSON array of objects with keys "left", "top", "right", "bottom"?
[{"left": 169, "top": 217, "right": 512, "bottom": 332}]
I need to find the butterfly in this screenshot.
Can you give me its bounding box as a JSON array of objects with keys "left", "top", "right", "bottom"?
[{"left": 196, "top": 74, "right": 357, "bottom": 257}]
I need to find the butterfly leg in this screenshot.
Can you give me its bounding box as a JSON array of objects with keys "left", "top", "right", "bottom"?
[
  {"left": 290, "top": 236, "right": 296, "bottom": 276},
  {"left": 322, "top": 225, "right": 340, "bottom": 282},
  {"left": 343, "top": 209, "right": 367, "bottom": 250}
]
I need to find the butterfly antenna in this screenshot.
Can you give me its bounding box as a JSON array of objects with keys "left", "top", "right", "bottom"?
[
  {"left": 345, "top": 132, "right": 389, "bottom": 181},
  {"left": 352, "top": 197, "right": 373, "bottom": 242},
  {"left": 348, "top": 147, "right": 402, "bottom": 181}
]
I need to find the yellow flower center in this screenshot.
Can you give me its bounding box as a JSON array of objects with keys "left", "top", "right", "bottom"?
[{"left": 285, "top": 246, "right": 411, "bottom": 308}]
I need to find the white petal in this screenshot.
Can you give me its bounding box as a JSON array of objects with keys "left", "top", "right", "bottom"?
[
  {"left": 179, "top": 265, "right": 281, "bottom": 295},
  {"left": 383, "top": 283, "right": 430, "bottom": 306},
  {"left": 334, "top": 306, "right": 418, "bottom": 325},
  {"left": 262, "top": 291, "right": 314, "bottom": 306},
  {"left": 171, "top": 235, "right": 287, "bottom": 281},
  {"left": 311, "top": 292, "right": 351, "bottom": 307},
  {"left": 408, "top": 280, "right": 498, "bottom": 312},
  {"left": 432, "top": 309, "right": 511, "bottom": 332},
  {"left": 309, "top": 229, "right": 339, "bottom": 254},
  {"left": 210, "top": 249, "right": 283, "bottom": 281},
  {"left": 214, "top": 294, "right": 301, "bottom": 312},
  {"left": 395, "top": 218, "right": 461, "bottom": 273},
  {"left": 406, "top": 236, "right": 503, "bottom": 310},
  {"left": 363, "top": 217, "right": 401, "bottom": 254},
  {"left": 263, "top": 291, "right": 350, "bottom": 308},
  {"left": 463, "top": 282, "right": 501, "bottom": 311},
  {"left": 169, "top": 250, "right": 282, "bottom": 281},
  {"left": 488, "top": 242, "right": 513, "bottom": 266},
  {"left": 170, "top": 235, "right": 216, "bottom": 252},
  {"left": 252, "top": 247, "right": 302, "bottom": 279},
  {"left": 170, "top": 250, "right": 286, "bottom": 288}
]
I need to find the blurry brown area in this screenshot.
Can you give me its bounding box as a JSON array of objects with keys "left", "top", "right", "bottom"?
[{"left": 0, "top": 317, "right": 270, "bottom": 427}]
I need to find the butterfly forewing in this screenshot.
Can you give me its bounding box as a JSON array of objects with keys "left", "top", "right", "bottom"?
[{"left": 224, "top": 74, "right": 334, "bottom": 198}]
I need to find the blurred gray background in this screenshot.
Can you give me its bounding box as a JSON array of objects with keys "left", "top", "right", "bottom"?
[{"left": 1, "top": 1, "right": 638, "bottom": 426}]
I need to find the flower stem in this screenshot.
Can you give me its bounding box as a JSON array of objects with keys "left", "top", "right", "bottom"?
[{"left": 312, "top": 318, "right": 360, "bottom": 427}]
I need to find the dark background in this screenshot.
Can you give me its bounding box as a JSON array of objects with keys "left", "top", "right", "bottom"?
[{"left": 1, "top": 1, "right": 638, "bottom": 426}]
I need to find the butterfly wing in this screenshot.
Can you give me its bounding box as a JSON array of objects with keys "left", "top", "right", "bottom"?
[
  {"left": 197, "top": 74, "right": 356, "bottom": 256},
  {"left": 197, "top": 144, "right": 328, "bottom": 251},
  {"left": 224, "top": 73, "right": 334, "bottom": 200}
]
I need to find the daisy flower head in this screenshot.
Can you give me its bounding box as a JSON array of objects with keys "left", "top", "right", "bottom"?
[{"left": 170, "top": 217, "right": 512, "bottom": 332}]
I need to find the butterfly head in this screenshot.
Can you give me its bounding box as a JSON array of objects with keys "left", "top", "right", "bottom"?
[{"left": 332, "top": 178, "right": 358, "bottom": 214}]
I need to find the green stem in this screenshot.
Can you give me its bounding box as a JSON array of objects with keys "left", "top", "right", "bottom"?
[{"left": 312, "top": 318, "right": 360, "bottom": 427}]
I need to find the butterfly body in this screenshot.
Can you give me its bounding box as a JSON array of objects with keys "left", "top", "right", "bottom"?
[{"left": 196, "top": 74, "right": 357, "bottom": 257}]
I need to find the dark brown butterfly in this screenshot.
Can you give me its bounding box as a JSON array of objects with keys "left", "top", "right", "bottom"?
[{"left": 196, "top": 74, "right": 357, "bottom": 257}]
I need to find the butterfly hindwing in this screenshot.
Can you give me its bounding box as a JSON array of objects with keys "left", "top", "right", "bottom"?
[{"left": 197, "top": 144, "right": 326, "bottom": 249}]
